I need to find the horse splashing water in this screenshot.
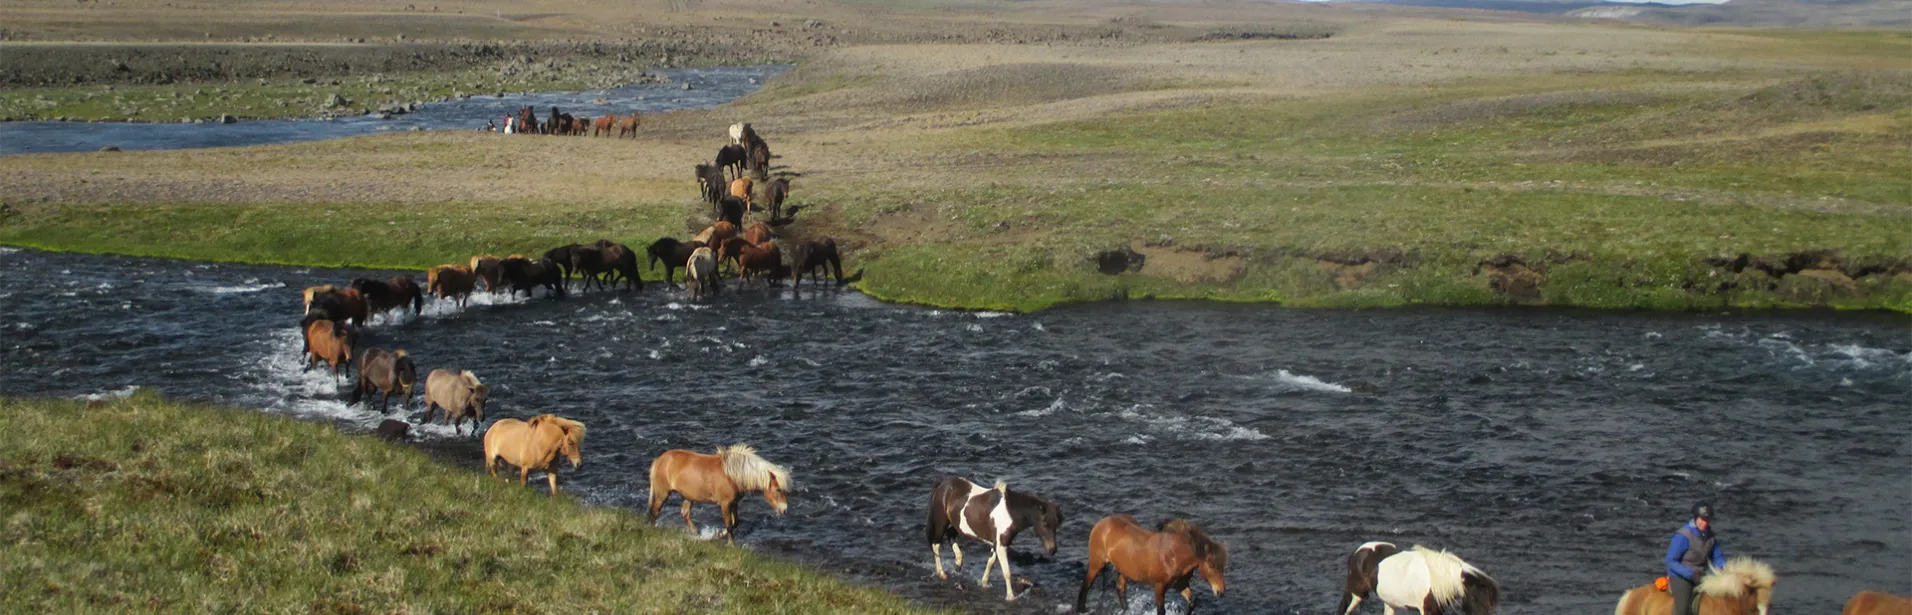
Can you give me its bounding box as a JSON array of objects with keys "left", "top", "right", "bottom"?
[
  {"left": 1338, "top": 543, "right": 1499, "bottom": 615},
  {"left": 924, "top": 477, "right": 1063, "bottom": 601},
  {"left": 1076, "top": 516, "right": 1227, "bottom": 615},
  {"left": 647, "top": 444, "right": 791, "bottom": 544}
]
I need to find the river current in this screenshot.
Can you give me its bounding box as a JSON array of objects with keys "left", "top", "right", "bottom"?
[{"left": 0, "top": 247, "right": 1906, "bottom": 614}]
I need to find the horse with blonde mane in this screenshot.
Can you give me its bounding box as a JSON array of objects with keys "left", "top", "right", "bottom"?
[
  {"left": 1338, "top": 542, "right": 1499, "bottom": 615},
  {"left": 1614, "top": 557, "right": 1776, "bottom": 615},
  {"left": 482, "top": 414, "right": 585, "bottom": 496},
  {"left": 686, "top": 247, "right": 718, "bottom": 300},
  {"left": 1844, "top": 591, "right": 1912, "bottom": 615},
  {"left": 647, "top": 444, "right": 791, "bottom": 544},
  {"left": 1076, "top": 516, "right": 1227, "bottom": 615}
]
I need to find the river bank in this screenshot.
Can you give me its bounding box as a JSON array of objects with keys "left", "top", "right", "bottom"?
[{"left": 0, "top": 392, "right": 940, "bottom": 614}]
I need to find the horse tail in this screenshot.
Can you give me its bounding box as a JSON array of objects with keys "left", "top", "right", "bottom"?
[
  {"left": 994, "top": 480, "right": 1008, "bottom": 495},
  {"left": 410, "top": 286, "right": 423, "bottom": 314}
]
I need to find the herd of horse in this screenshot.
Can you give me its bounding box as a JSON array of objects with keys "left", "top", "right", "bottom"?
[
  {"left": 490, "top": 105, "right": 641, "bottom": 138},
  {"left": 282, "top": 120, "right": 1904, "bottom": 615}
]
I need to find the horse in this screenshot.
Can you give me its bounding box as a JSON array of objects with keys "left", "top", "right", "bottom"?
[
  {"left": 541, "top": 244, "right": 581, "bottom": 283},
  {"left": 729, "top": 177, "right": 754, "bottom": 212},
  {"left": 422, "top": 368, "right": 489, "bottom": 435},
  {"left": 1076, "top": 516, "right": 1228, "bottom": 615},
  {"left": 500, "top": 256, "right": 566, "bottom": 299},
  {"left": 715, "top": 144, "right": 747, "bottom": 181},
  {"left": 348, "top": 347, "right": 417, "bottom": 412},
  {"left": 737, "top": 240, "right": 784, "bottom": 283},
  {"left": 739, "top": 123, "right": 761, "bottom": 149},
  {"left": 1613, "top": 557, "right": 1775, "bottom": 615},
  {"left": 729, "top": 122, "right": 746, "bottom": 144},
  {"left": 470, "top": 255, "right": 504, "bottom": 292},
  {"left": 302, "top": 318, "right": 355, "bottom": 386},
  {"left": 547, "top": 106, "right": 561, "bottom": 135},
  {"left": 924, "top": 477, "right": 1063, "bottom": 601},
  {"left": 764, "top": 177, "right": 790, "bottom": 220},
  {"left": 694, "top": 221, "right": 739, "bottom": 254},
  {"left": 617, "top": 113, "right": 641, "bottom": 139},
  {"left": 593, "top": 114, "right": 617, "bottom": 137},
  {"left": 426, "top": 264, "right": 477, "bottom": 307},
  {"left": 517, "top": 106, "right": 539, "bottom": 135},
  {"left": 302, "top": 284, "right": 338, "bottom": 314},
  {"left": 502, "top": 115, "right": 516, "bottom": 134},
  {"left": 1339, "top": 543, "right": 1499, "bottom": 615},
  {"left": 1844, "top": 591, "right": 1912, "bottom": 615},
  {"left": 646, "top": 237, "right": 702, "bottom": 286},
  {"left": 742, "top": 222, "right": 774, "bottom": 246},
  {"left": 483, "top": 414, "right": 585, "bottom": 496},
  {"left": 717, "top": 196, "right": 746, "bottom": 228},
  {"left": 686, "top": 247, "right": 717, "bottom": 299},
  {"left": 696, "top": 163, "right": 727, "bottom": 207},
  {"left": 352, "top": 276, "right": 424, "bottom": 320},
  {"left": 745, "top": 139, "right": 772, "bottom": 179},
  {"left": 790, "top": 238, "right": 843, "bottom": 288},
  {"left": 307, "top": 287, "right": 370, "bottom": 327},
  {"left": 647, "top": 444, "right": 791, "bottom": 545},
  {"left": 571, "top": 240, "right": 642, "bottom": 291}
]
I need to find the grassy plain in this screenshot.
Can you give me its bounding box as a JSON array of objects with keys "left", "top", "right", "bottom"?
[
  {"left": 0, "top": 392, "right": 938, "bottom": 614},
  {"left": 1, "top": 8, "right": 1908, "bottom": 312}
]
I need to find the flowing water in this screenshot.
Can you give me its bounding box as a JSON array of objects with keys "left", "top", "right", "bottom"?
[
  {"left": 1, "top": 247, "right": 1906, "bottom": 614},
  {"left": 0, "top": 65, "right": 788, "bottom": 155}
]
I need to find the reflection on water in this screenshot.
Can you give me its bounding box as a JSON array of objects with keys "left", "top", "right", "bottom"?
[{"left": 1, "top": 247, "right": 1907, "bottom": 614}]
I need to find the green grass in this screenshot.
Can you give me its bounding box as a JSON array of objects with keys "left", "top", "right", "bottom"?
[
  {"left": 0, "top": 70, "right": 629, "bottom": 122},
  {"left": 0, "top": 392, "right": 941, "bottom": 614}
]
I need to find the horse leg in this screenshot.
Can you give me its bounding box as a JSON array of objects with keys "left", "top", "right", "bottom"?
[
  {"left": 979, "top": 546, "right": 997, "bottom": 588},
  {"left": 518, "top": 466, "right": 529, "bottom": 488},
  {"left": 932, "top": 543, "right": 947, "bottom": 580},
  {"left": 1116, "top": 577, "right": 1129, "bottom": 605},
  {"left": 721, "top": 498, "right": 738, "bottom": 545},
  {"left": 1182, "top": 587, "right": 1196, "bottom": 614},
  {"left": 952, "top": 542, "right": 965, "bottom": 569},
  {"left": 1154, "top": 585, "right": 1170, "bottom": 615},
  {"left": 1342, "top": 594, "right": 1365, "bottom": 615},
  {"left": 547, "top": 471, "right": 559, "bottom": 497},
  {"left": 647, "top": 489, "right": 668, "bottom": 525},
  {"left": 1381, "top": 605, "right": 1396, "bottom": 615},
  {"left": 1075, "top": 560, "right": 1104, "bottom": 614},
  {"left": 681, "top": 500, "right": 697, "bottom": 533},
  {"left": 998, "top": 546, "right": 1016, "bottom": 601}
]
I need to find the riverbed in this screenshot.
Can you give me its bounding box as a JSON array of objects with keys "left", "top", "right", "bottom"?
[{"left": 0, "top": 247, "right": 1906, "bottom": 614}]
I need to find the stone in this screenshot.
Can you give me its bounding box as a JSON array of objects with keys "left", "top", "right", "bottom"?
[
  {"left": 325, "top": 93, "right": 349, "bottom": 108},
  {"left": 219, "top": 114, "right": 236, "bottom": 124}
]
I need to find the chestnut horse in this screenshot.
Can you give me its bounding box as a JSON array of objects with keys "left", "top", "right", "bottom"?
[
  {"left": 348, "top": 347, "right": 416, "bottom": 412},
  {"left": 616, "top": 113, "right": 641, "bottom": 139},
  {"left": 483, "top": 414, "right": 585, "bottom": 496},
  {"left": 693, "top": 222, "right": 738, "bottom": 255},
  {"left": 647, "top": 444, "right": 791, "bottom": 544},
  {"left": 302, "top": 318, "right": 355, "bottom": 385},
  {"left": 593, "top": 115, "right": 617, "bottom": 137},
  {"left": 729, "top": 177, "right": 754, "bottom": 212},
  {"left": 1845, "top": 592, "right": 1912, "bottom": 615},
  {"left": 1340, "top": 543, "right": 1499, "bottom": 615},
  {"left": 925, "top": 477, "right": 1063, "bottom": 601},
  {"left": 742, "top": 222, "right": 773, "bottom": 246},
  {"left": 1076, "top": 516, "right": 1228, "bottom": 615},
  {"left": 735, "top": 239, "right": 784, "bottom": 283},
  {"left": 1614, "top": 557, "right": 1775, "bottom": 615},
  {"left": 427, "top": 264, "right": 477, "bottom": 307}
]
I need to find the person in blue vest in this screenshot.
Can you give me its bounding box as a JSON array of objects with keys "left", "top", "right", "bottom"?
[{"left": 1665, "top": 502, "right": 1727, "bottom": 615}]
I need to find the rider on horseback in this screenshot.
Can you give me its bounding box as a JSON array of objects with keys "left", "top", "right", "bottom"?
[{"left": 1665, "top": 502, "right": 1727, "bottom": 615}]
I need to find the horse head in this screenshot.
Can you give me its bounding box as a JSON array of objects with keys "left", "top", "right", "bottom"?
[
  {"left": 1709, "top": 557, "right": 1777, "bottom": 615},
  {"left": 538, "top": 415, "right": 586, "bottom": 469},
  {"left": 1201, "top": 539, "right": 1229, "bottom": 598},
  {"left": 763, "top": 471, "right": 790, "bottom": 515},
  {"left": 1024, "top": 495, "right": 1062, "bottom": 556}
]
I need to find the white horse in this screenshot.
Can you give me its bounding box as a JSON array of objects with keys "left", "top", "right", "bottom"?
[
  {"left": 728, "top": 122, "right": 745, "bottom": 144},
  {"left": 1338, "top": 542, "right": 1500, "bottom": 615},
  {"left": 685, "top": 246, "right": 717, "bottom": 299}
]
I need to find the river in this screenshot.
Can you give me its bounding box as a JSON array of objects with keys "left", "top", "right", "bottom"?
[
  {"left": 0, "top": 65, "right": 788, "bottom": 155},
  {"left": 0, "top": 247, "right": 1906, "bottom": 614}
]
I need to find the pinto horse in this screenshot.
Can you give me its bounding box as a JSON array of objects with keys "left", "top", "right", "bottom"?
[
  {"left": 483, "top": 414, "right": 585, "bottom": 496},
  {"left": 1076, "top": 516, "right": 1227, "bottom": 615},
  {"left": 1844, "top": 591, "right": 1912, "bottom": 615},
  {"left": 647, "top": 444, "right": 791, "bottom": 544},
  {"left": 647, "top": 238, "right": 702, "bottom": 285},
  {"left": 925, "top": 477, "right": 1063, "bottom": 601},
  {"left": 348, "top": 347, "right": 416, "bottom": 412},
  {"left": 1339, "top": 543, "right": 1499, "bottom": 615},
  {"left": 1614, "top": 557, "right": 1775, "bottom": 615}
]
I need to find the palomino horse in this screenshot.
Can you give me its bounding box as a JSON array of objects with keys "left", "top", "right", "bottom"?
[
  {"left": 426, "top": 264, "right": 477, "bottom": 307},
  {"left": 686, "top": 247, "right": 717, "bottom": 299},
  {"left": 302, "top": 318, "right": 355, "bottom": 385},
  {"left": 925, "top": 477, "right": 1063, "bottom": 601},
  {"left": 647, "top": 444, "right": 791, "bottom": 544},
  {"left": 483, "top": 414, "right": 585, "bottom": 496},
  {"left": 646, "top": 237, "right": 702, "bottom": 286},
  {"left": 1076, "top": 516, "right": 1227, "bottom": 615},
  {"left": 1614, "top": 557, "right": 1775, "bottom": 615},
  {"left": 422, "top": 368, "right": 489, "bottom": 435},
  {"left": 1844, "top": 591, "right": 1912, "bottom": 615},
  {"left": 1338, "top": 542, "right": 1499, "bottom": 615},
  {"left": 302, "top": 284, "right": 338, "bottom": 314},
  {"left": 348, "top": 347, "right": 416, "bottom": 412}
]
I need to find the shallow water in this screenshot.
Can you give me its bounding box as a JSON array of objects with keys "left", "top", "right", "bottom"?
[
  {"left": 0, "top": 65, "right": 787, "bottom": 155},
  {"left": 1, "top": 247, "right": 1907, "bottom": 614}
]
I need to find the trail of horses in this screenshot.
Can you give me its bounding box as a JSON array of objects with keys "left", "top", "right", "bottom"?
[{"left": 3, "top": 247, "right": 1908, "bottom": 614}]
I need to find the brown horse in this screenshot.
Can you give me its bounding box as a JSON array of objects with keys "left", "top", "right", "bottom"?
[
  {"left": 302, "top": 284, "right": 338, "bottom": 314},
  {"left": 352, "top": 276, "right": 424, "bottom": 319},
  {"left": 1845, "top": 591, "right": 1912, "bottom": 615},
  {"left": 307, "top": 287, "right": 370, "bottom": 327},
  {"left": 693, "top": 221, "right": 739, "bottom": 254},
  {"left": 427, "top": 264, "right": 478, "bottom": 307},
  {"left": 742, "top": 222, "right": 773, "bottom": 246},
  {"left": 483, "top": 414, "right": 585, "bottom": 496},
  {"left": 470, "top": 255, "right": 504, "bottom": 291},
  {"left": 1077, "top": 516, "right": 1228, "bottom": 615},
  {"left": 617, "top": 113, "right": 641, "bottom": 139},
  {"left": 790, "top": 238, "right": 844, "bottom": 288},
  {"left": 422, "top": 368, "right": 489, "bottom": 435},
  {"left": 1614, "top": 557, "right": 1776, "bottom": 615},
  {"left": 735, "top": 239, "right": 784, "bottom": 283},
  {"left": 646, "top": 237, "right": 702, "bottom": 286},
  {"left": 348, "top": 347, "right": 417, "bottom": 412},
  {"left": 302, "top": 318, "right": 355, "bottom": 385},
  {"left": 516, "top": 106, "right": 539, "bottom": 135},
  {"left": 764, "top": 177, "right": 790, "bottom": 220},
  {"left": 647, "top": 444, "right": 790, "bottom": 544},
  {"left": 592, "top": 115, "right": 616, "bottom": 137},
  {"left": 729, "top": 177, "right": 754, "bottom": 212},
  {"left": 696, "top": 163, "right": 727, "bottom": 207}
]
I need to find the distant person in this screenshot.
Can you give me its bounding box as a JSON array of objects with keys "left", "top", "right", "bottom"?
[{"left": 1665, "top": 502, "right": 1727, "bottom": 615}]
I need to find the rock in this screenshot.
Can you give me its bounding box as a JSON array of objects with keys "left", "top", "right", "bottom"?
[
  {"left": 407, "top": 126, "right": 423, "bottom": 132},
  {"left": 374, "top": 419, "right": 411, "bottom": 442},
  {"left": 219, "top": 114, "right": 236, "bottom": 124},
  {"left": 375, "top": 111, "right": 393, "bottom": 120},
  {"left": 1094, "top": 247, "right": 1146, "bottom": 275},
  {"left": 325, "top": 93, "right": 349, "bottom": 108},
  {"left": 805, "top": 19, "right": 824, "bottom": 28},
  {"left": 99, "top": 145, "right": 121, "bottom": 152},
  {"left": 682, "top": 83, "right": 693, "bottom": 90},
  {"left": 302, "top": 77, "right": 318, "bottom": 85}
]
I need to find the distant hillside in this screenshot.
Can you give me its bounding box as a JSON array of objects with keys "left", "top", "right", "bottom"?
[{"left": 1567, "top": 0, "right": 1912, "bottom": 27}]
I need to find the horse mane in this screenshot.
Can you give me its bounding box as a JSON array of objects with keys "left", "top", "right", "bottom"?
[
  {"left": 532, "top": 414, "right": 586, "bottom": 446},
  {"left": 1699, "top": 557, "right": 1775, "bottom": 598},
  {"left": 459, "top": 370, "right": 481, "bottom": 385},
  {"left": 1411, "top": 545, "right": 1490, "bottom": 609},
  {"left": 393, "top": 349, "right": 408, "bottom": 358},
  {"left": 1159, "top": 519, "right": 1226, "bottom": 567},
  {"left": 719, "top": 444, "right": 791, "bottom": 492}
]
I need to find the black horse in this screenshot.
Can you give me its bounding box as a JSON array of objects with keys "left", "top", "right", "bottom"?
[
  {"left": 646, "top": 237, "right": 702, "bottom": 286},
  {"left": 695, "top": 163, "right": 727, "bottom": 209},
  {"left": 570, "top": 239, "right": 643, "bottom": 291},
  {"left": 789, "top": 238, "right": 844, "bottom": 288},
  {"left": 718, "top": 196, "right": 746, "bottom": 228},
  {"left": 925, "top": 476, "right": 1063, "bottom": 601},
  {"left": 541, "top": 244, "right": 580, "bottom": 287},
  {"left": 500, "top": 256, "right": 566, "bottom": 299},
  {"left": 714, "top": 144, "right": 747, "bottom": 181}
]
